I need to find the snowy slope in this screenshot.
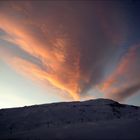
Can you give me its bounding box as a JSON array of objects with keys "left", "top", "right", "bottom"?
[{"left": 0, "top": 98, "right": 140, "bottom": 139}]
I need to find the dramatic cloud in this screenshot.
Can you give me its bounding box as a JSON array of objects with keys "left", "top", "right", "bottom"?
[
  {"left": 99, "top": 45, "right": 140, "bottom": 101},
  {"left": 106, "top": 82, "right": 140, "bottom": 101},
  {"left": 0, "top": 1, "right": 140, "bottom": 101}
]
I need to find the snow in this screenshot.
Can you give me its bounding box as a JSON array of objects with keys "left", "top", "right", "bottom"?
[{"left": 0, "top": 98, "right": 140, "bottom": 139}]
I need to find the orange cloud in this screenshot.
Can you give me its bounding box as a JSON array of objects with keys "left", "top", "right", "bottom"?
[
  {"left": 100, "top": 46, "right": 137, "bottom": 91},
  {"left": 1, "top": 51, "right": 80, "bottom": 100},
  {"left": 11, "top": 57, "right": 80, "bottom": 100},
  {"left": 0, "top": 12, "right": 81, "bottom": 100},
  {"left": 98, "top": 45, "right": 139, "bottom": 100},
  {"left": 1, "top": 1, "right": 137, "bottom": 102}
]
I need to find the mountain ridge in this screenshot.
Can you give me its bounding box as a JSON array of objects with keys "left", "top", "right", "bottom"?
[
  {"left": 0, "top": 98, "right": 140, "bottom": 140},
  {"left": 1, "top": 98, "right": 138, "bottom": 110}
]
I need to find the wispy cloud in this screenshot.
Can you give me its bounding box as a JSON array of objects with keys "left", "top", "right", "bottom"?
[
  {"left": 0, "top": 1, "right": 139, "bottom": 101},
  {"left": 98, "top": 45, "right": 140, "bottom": 101}
]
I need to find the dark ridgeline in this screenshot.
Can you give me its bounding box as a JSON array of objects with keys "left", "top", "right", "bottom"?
[{"left": 0, "top": 98, "right": 140, "bottom": 140}]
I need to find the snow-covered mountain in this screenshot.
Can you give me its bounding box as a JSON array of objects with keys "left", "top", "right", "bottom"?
[{"left": 0, "top": 98, "right": 140, "bottom": 140}]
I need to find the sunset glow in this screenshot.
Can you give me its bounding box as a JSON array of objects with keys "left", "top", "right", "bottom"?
[{"left": 0, "top": 1, "right": 140, "bottom": 108}]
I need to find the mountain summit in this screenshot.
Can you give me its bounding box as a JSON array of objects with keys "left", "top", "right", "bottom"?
[{"left": 0, "top": 98, "right": 140, "bottom": 139}]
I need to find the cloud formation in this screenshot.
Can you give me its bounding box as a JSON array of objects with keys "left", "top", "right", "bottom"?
[
  {"left": 0, "top": 1, "right": 140, "bottom": 101},
  {"left": 106, "top": 82, "right": 140, "bottom": 101},
  {"left": 99, "top": 45, "right": 140, "bottom": 101}
]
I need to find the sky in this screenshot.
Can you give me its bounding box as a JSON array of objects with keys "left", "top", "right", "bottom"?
[{"left": 0, "top": 0, "right": 140, "bottom": 108}]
